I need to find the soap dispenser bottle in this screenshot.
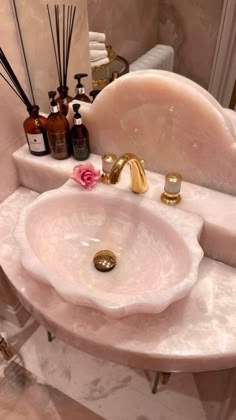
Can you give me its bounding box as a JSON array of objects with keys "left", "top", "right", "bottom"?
[
  {"left": 70, "top": 103, "right": 90, "bottom": 160},
  {"left": 89, "top": 89, "right": 101, "bottom": 102},
  {"left": 46, "top": 91, "right": 71, "bottom": 160},
  {"left": 74, "top": 73, "right": 91, "bottom": 102},
  {"left": 23, "top": 105, "right": 50, "bottom": 156}
]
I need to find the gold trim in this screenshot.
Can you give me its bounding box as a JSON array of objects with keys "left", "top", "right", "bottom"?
[{"left": 161, "top": 192, "right": 181, "bottom": 205}]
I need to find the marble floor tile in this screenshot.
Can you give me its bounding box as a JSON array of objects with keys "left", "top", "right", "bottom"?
[
  {"left": 0, "top": 360, "right": 104, "bottom": 419},
  {"left": 1, "top": 318, "right": 233, "bottom": 420},
  {"left": 17, "top": 326, "right": 208, "bottom": 420}
]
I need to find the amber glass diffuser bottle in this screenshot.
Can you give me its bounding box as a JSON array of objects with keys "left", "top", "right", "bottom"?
[
  {"left": 46, "top": 91, "right": 71, "bottom": 160},
  {"left": 56, "top": 85, "right": 73, "bottom": 116},
  {"left": 0, "top": 47, "right": 50, "bottom": 157},
  {"left": 23, "top": 105, "right": 50, "bottom": 156},
  {"left": 47, "top": 5, "right": 77, "bottom": 115}
]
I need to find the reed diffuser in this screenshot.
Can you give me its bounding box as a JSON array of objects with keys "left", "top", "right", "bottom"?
[
  {"left": 47, "top": 4, "right": 77, "bottom": 116},
  {"left": 0, "top": 48, "right": 50, "bottom": 156}
]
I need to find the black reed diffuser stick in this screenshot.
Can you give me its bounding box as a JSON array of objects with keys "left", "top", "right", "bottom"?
[
  {"left": 47, "top": 4, "right": 76, "bottom": 89},
  {"left": 0, "top": 47, "right": 33, "bottom": 111}
]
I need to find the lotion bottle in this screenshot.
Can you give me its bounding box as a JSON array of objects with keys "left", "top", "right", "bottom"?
[
  {"left": 70, "top": 103, "right": 90, "bottom": 160},
  {"left": 74, "top": 73, "right": 91, "bottom": 102},
  {"left": 46, "top": 91, "right": 71, "bottom": 159}
]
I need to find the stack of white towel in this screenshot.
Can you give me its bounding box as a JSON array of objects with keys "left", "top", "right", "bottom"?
[{"left": 89, "top": 31, "right": 109, "bottom": 68}]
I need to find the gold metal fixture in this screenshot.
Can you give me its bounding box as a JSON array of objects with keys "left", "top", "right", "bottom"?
[
  {"left": 0, "top": 335, "right": 13, "bottom": 361},
  {"left": 152, "top": 372, "right": 172, "bottom": 394},
  {"left": 101, "top": 154, "right": 117, "bottom": 184},
  {"left": 93, "top": 250, "right": 116, "bottom": 272},
  {"left": 161, "top": 173, "right": 182, "bottom": 205},
  {"left": 111, "top": 71, "right": 119, "bottom": 81},
  {"left": 92, "top": 45, "right": 129, "bottom": 89},
  {"left": 109, "top": 153, "right": 148, "bottom": 193}
]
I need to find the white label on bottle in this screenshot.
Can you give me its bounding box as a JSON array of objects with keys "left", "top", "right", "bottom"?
[
  {"left": 77, "top": 87, "right": 85, "bottom": 94},
  {"left": 27, "top": 133, "right": 46, "bottom": 152},
  {"left": 74, "top": 118, "right": 82, "bottom": 125},
  {"left": 50, "top": 104, "right": 59, "bottom": 113}
]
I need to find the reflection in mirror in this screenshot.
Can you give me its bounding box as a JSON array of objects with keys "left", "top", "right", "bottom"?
[
  {"left": 87, "top": 0, "right": 224, "bottom": 90},
  {"left": 13, "top": 0, "right": 91, "bottom": 112}
]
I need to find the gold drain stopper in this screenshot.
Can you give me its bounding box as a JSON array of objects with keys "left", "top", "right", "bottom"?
[{"left": 93, "top": 250, "right": 116, "bottom": 272}]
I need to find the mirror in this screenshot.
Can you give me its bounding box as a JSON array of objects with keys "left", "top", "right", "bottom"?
[
  {"left": 86, "top": 0, "right": 224, "bottom": 90},
  {"left": 13, "top": 0, "right": 91, "bottom": 112},
  {"left": 13, "top": 0, "right": 226, "bottom": 109}
]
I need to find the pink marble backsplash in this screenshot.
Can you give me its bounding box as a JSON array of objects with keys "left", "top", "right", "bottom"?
[
  {"left": 158, "top": 0, "right": 224, "bottom": 88},
  {"left": 87, "top": 0, "right": 159, "bottom": 63}
]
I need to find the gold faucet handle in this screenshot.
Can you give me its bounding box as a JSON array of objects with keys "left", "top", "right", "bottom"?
[
  {"left": 161, "top": 173, "right": 182, "bottom": 205},
  {"left": 101, "top": 154, "right": 117, "bottom": 184}
]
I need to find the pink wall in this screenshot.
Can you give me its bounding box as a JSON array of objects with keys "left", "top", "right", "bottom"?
[
  {"left": 0, "top": 0, "right": 29, "bottom": 203},
  {"left": 158, "top": 0, "right": 224, "bottom": 88},
  {"left": 87, "top": 0, "right": 159, "bottom": 63}
]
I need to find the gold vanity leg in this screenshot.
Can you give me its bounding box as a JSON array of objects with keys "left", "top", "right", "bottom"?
[
  {"left": 152, "top": 372, "right": 171, "bottom": 394},
  {"left": 152, "top": 372, "right": 161, "bottom": 394},
  {"left": 0, "top": 334, "right": 13, "bottom": 361},
  {"left": 47, "top": 330, "right": 54, "bottom": 342}
]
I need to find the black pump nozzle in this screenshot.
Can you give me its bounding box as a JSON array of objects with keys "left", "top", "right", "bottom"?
[
  {"left": 89, "top": 89, "right": 101, "bottom": 102},
  {"left": 73, "top": 103, "right": 81, "bottom": 118},
  {"left": 74, "top": 73, "right": 88, "bottom": 88},
  {"left": 48, "top": 91, "right": 57, "bottom": 106}
]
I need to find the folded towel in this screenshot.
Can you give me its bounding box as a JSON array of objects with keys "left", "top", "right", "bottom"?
[
  {"left": 89, "top": 31, "right": 106, "bottom": 43},
  {"left": 89, "top": 42, "right": 106, "bottom": 51},
  {"left": 90, "top": 50, "right": 108, "bottom": 61},
  {"left": 91, "top": 57, "right": 109, "bottom": 68}
]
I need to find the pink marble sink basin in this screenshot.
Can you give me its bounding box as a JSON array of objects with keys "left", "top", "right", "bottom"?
[{"left": 14, "top": 183, "right": 204, "bottom": 318}]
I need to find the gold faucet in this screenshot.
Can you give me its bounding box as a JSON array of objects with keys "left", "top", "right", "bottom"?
[{"left": 109, "top": 153, "right": 148, "bottom": 193}]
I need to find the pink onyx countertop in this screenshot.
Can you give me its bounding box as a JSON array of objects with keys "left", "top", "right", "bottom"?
[
  {"left": 1, "top": 187, "right": 236, "bottom": 373},
  {"left": 14, "top": 145, "right": 236, "bottom": 268}
]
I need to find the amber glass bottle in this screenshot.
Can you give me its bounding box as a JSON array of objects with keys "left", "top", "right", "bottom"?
[
  {"left": 71, "top": 103, "right": 90, "bottom": 160},
  {"left": 23, "top": 105, "right": 50, "bottom": 156},
  {"left": 46, "top": 91, "right": 71, "bottom": 160},
  {"left": 55, "top": 85, "right": 73, "bottom": 116},
  {"left": 74, "top": 73, "right": 91, "bottom": 103}
]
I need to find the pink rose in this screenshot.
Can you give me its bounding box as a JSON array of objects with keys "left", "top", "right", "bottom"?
[{"left": 70, "top": 162, "right": 100, "bottom": 190}]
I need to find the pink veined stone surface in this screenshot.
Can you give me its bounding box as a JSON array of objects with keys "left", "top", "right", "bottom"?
[
  {"left": 12, "top": 144, "right": 236, "bottom": 268},
  {"left": 224, "top": 108, "right": 236, "bottom": 133},
  {"left": 68, "top": 70, "right": 236, "bottom": 195},
  {"left": 14, "top": 182, "right": 203, "bottom": 318},
  {"left": 1, "top": 187, "right": 236, "bottom": 373}
]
